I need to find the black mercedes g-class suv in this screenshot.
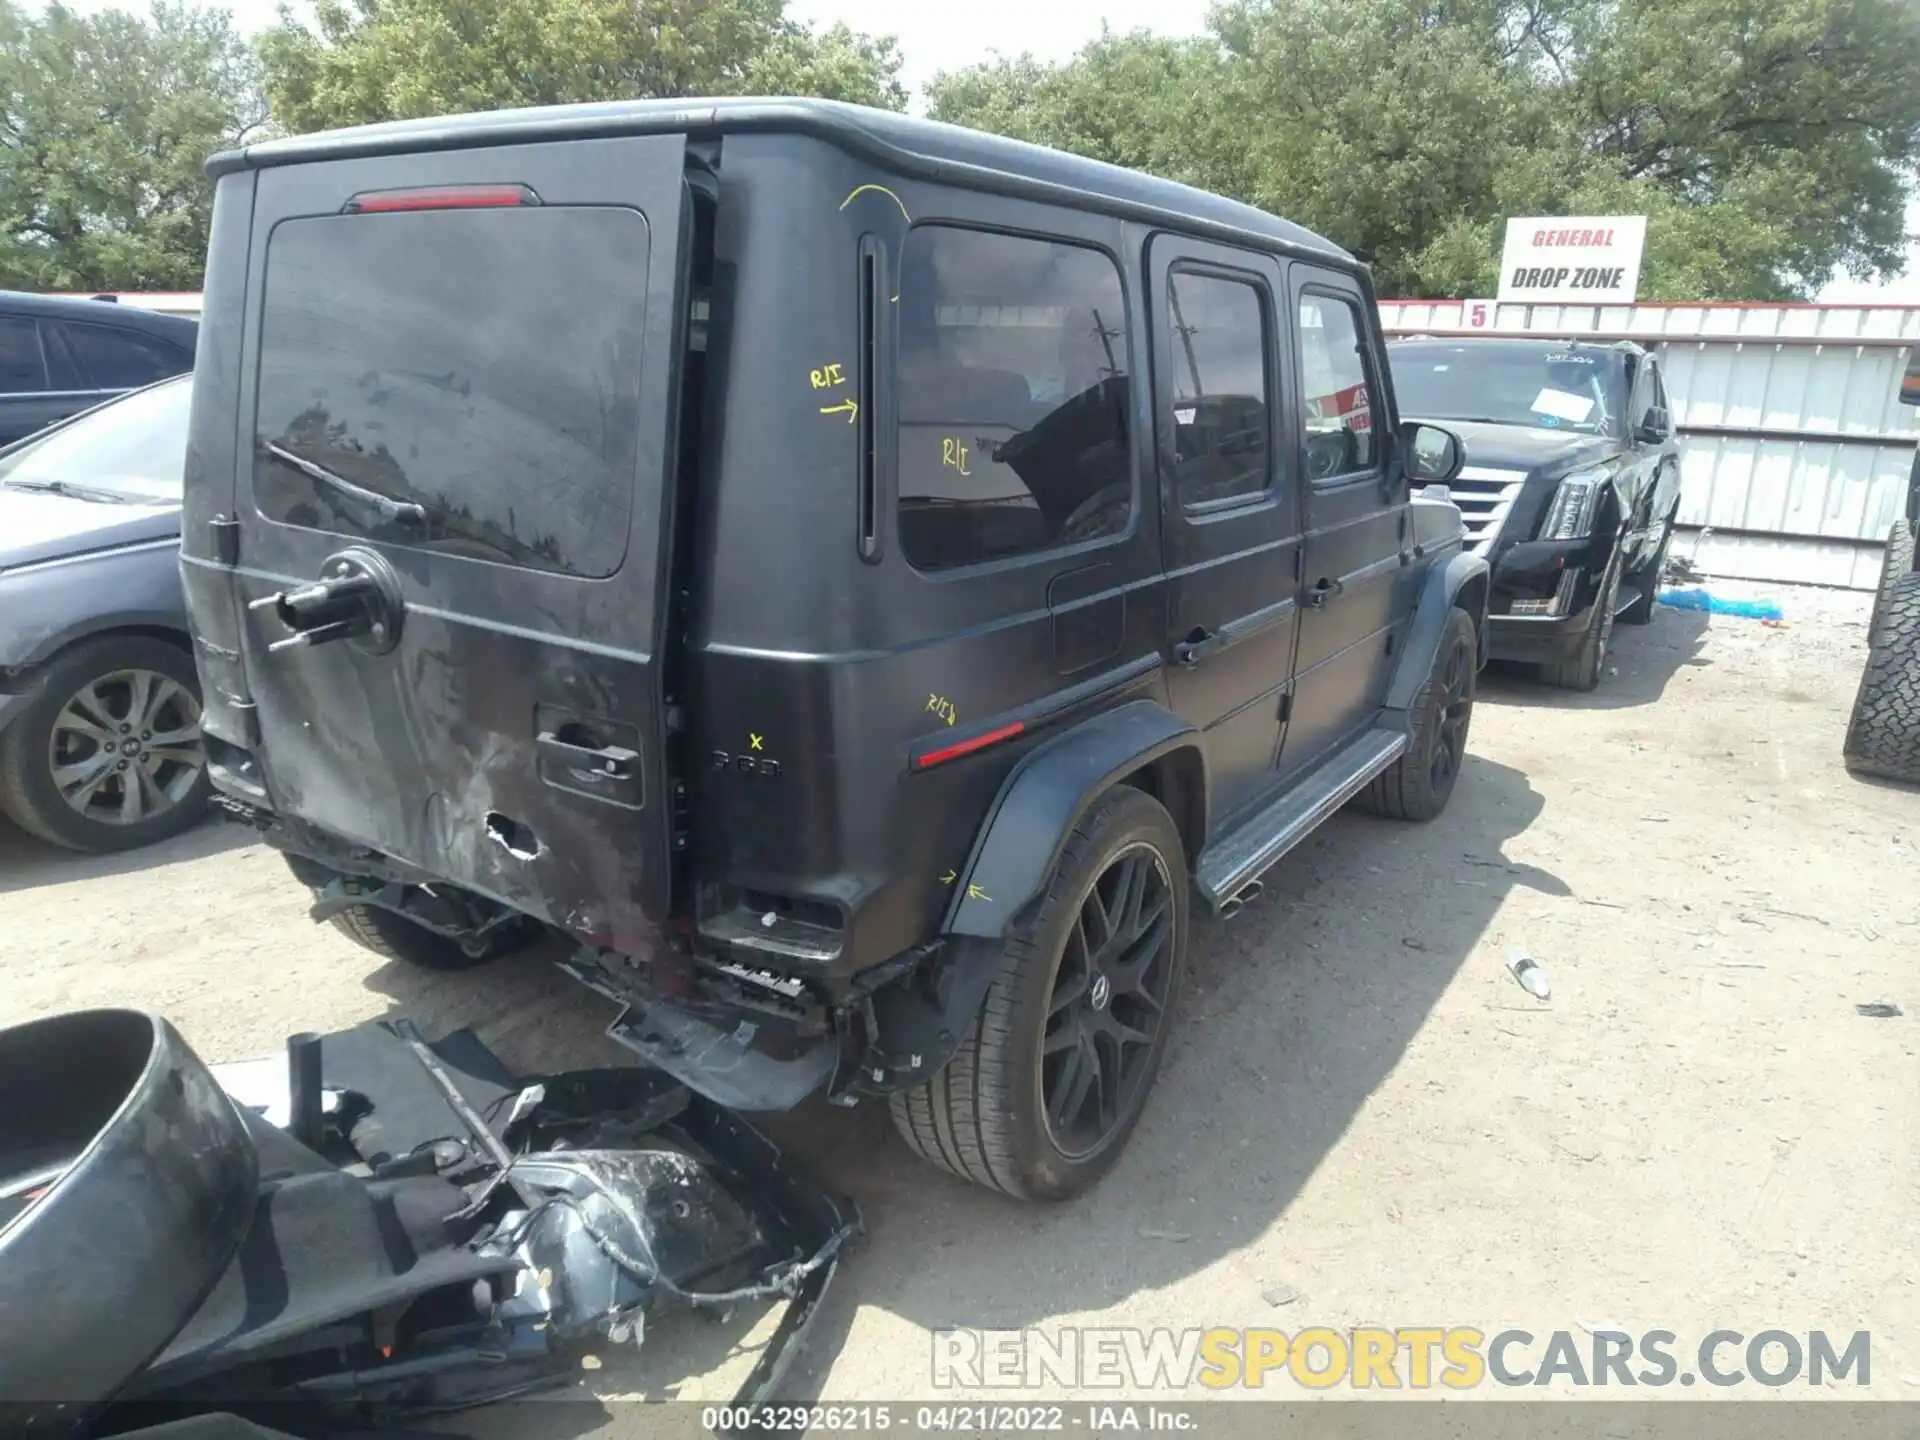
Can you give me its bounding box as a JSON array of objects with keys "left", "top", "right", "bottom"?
[
  {"left": 1389, "top": 337, "right": 1681, "bottom": 691},
  {"left": 181, "top": 99, "right": 1487, "bottom": 1201}
]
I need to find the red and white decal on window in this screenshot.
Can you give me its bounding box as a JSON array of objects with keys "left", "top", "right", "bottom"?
[{"left": 1312, "top": 382, "right": 1372, "bottom": 432}]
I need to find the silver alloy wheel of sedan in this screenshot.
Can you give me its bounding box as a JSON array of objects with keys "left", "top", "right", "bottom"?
[{"left": 48, "top": 667, "right": 205, "bottom": 827}]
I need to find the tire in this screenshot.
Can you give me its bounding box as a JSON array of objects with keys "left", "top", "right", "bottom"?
[
  {"left": 1869, "top": 518, "right": 1917, "bottom": 645},
  {"left": 1844, "top": 570, "right": 1920, "bottom": 785},
  {"left": 889, "top": 786, "right": 1188, "bottom": 1201},
  {"left": 296, "top": 857, "right": 542, "bottom": 971},
  {"left": 329, "top": 901, "right": 542, "bottom": 971},
  {"left": 1355, "top": 606, "right": 1475, "bottom": 821},
  {"left": 1619, "top": 507, "right": 1677, "bottom": 626},
  {"left": 1540, "top": 544, "right": 1623, "bottom": 692},
  {"left": 0, "top": 634, "right": 209, "bottom": 853}
]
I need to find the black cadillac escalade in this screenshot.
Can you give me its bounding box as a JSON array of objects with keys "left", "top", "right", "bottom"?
[{"left": 1390, "top": 337, "right": 1682, "bottom": 691}]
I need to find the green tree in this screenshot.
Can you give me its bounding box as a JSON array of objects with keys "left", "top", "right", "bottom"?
[
  {"left": 0, "top": 0, "right": 264, "bottom": 291},
  {"left": 927, "top": 0, "right": 1920, "bottom": 301},
  {"left": 258, "top": 0, "right": 905, "bottom": 136}
]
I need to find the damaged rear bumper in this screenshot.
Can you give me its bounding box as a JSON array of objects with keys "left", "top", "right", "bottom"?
[{"left": 0, "top": 1008, "right": 859, "bottom": 1432}]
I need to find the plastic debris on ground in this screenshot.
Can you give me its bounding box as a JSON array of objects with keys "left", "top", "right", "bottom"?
[
  {"left": 1657, "top": 588, "right": 1786, "bottom": 621},
  {"left": 1507, "top": 947, "right": 1551, "bottom": 1000}
]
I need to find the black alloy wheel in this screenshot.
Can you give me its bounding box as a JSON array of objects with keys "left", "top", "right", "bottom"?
[{"left": 1040, "top": 842, "right": 1176, "bottom": 1159}]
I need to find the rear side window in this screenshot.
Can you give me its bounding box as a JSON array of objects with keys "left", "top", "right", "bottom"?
[
  {"left": 896, "top": 226, "right": 1131, "bottom": 572},
  {"left": 59, "top": 323, "right": 187, "bottom": 390},
  {"left": 1166, "top": 269, "right": 1271, "bottom": 509},
  {"left": 1296, "top": 293, "right": 1378, "bottom": 482},
  {"left": 254, "top": 206, "right": 650, "bottom": 578},
  {"left": 0, "top": 317, "right": 48, "bottom": 394}
]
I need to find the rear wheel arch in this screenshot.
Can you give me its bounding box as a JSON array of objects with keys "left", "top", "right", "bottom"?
[
  {"left": 1119, "top": 743, "right": 1207, "bottom": 871},
  {"left": 15, "top": 620, "right": 192, "bottom": 679},
  {"left": 946, "top": 699, "right": 1203, "bottom": 943}
]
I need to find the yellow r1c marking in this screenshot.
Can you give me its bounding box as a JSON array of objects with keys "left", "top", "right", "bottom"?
[
  {"left": 941, "top": 436, "right": 971, "bottom": 475},
  {"left": 809, "top": 362, "right": 847, "bottom": 390}
]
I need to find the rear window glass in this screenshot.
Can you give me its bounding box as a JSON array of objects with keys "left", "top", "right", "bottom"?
[
  {"left": 254, "top": 205, "right": 650, "bottom": 577},
  {"left": 60, "top": 322, "right": 188, "bottom": 390},
  {"left": 897, "top": 226, "right": 1131, "bottom": 571}
]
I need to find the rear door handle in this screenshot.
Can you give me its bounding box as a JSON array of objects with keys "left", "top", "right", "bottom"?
[
  {"left": 537, "top": 732, "right": 638, "bottom": 780},
  {"left": 1307, "top": 577, "right": 1345, "bottom": 609},
  {"left": 1172, "top": 627, "right": 1224, "bottom": 668}
]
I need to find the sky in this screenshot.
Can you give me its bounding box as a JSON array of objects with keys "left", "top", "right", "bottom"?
[{"left": 39, "top": 0, "right": 1920, "bottom": 300}]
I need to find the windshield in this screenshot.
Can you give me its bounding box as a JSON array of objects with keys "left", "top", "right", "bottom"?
[
  {"left": 1391, "top": 343, "right": 1624, "bottom": 437},
  {"left": 0, "top": 377, "right": 192, "bottom": 503}
]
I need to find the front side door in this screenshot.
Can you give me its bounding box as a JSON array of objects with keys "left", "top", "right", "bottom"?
[
  {"left": 1150, "top": 234, "right": 1303, "bottom": 830},
  {"left": 1287, "top": 267, "right": 1406, "bottom": 767},
  {"left": 231, "top": 136, "right": 690, "bottom": 952},
  {"left": 1638, "top": 358, "right": 1682, "bottom": 550}
]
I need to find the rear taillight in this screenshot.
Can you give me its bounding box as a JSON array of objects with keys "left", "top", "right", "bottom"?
[{"left": 345, "top": 184, "right": 539, "bottom": 214}]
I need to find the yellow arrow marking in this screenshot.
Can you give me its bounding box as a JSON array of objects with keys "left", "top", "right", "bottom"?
[{"left": 819, "top": 398, "right": 859, "bottom": 424}]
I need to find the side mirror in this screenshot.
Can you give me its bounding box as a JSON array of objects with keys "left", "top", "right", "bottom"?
[
  {"left": 1401, "top": 421, "right": 1463, "bottom": 485},
  {"left": 1636, "top": 408, "right": 1671, "bottom": 444}
]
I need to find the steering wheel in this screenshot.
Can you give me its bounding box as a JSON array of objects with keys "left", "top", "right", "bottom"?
[
  {"left": 1304, "top": 429, "right": 1356, "bottom": 482},
  {"left": 1059, "top": 481, "right": 1130, "bottom": 541}
]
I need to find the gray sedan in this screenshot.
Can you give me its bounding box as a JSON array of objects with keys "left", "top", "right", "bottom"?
[{"left": 0, "top": 375, "right": 204, "bottom": 851}]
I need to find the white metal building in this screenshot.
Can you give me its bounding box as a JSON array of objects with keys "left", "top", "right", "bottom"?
[{"left": 1381, "top": 300, "right": 1920, "bottom": 591}]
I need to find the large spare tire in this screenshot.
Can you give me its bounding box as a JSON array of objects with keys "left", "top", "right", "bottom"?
[
  {"left": 1846, "top": 570, "right": 1920, "bottom": 785},
  {"left": 0, "top": 1011, "right": 258, "bottom": 1433}
]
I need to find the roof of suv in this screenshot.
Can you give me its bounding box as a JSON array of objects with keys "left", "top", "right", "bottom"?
[
  {"left": 0, "top": 289, "right": 198, "bottom": 345},
  {"left": 207, "top": 97, "right": 1351, "bottom": 266}
]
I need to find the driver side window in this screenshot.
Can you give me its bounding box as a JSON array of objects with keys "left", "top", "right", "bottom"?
[{"left": 1295, "top": 293, "right": 1378, "bottom": 483}]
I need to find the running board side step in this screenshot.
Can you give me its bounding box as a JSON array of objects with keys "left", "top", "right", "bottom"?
[{"left": 1193, "top": 728, "right": 1408, "bottom": 914}]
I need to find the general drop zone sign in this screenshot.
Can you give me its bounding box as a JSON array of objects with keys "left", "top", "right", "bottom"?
[{"left": 1496, "top": 216, "right": 1648, "bottom": 304}]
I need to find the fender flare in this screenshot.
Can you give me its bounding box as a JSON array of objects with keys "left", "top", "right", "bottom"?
[
  {"left": 1385, "top": 549, "right": 1491, "bottom": 715},
  {"left": 847, "top": 699, "right": 1203, "bottom": 1098},
  {"left": 947, "top": 698, "right": 1204, "bottom": 942}
]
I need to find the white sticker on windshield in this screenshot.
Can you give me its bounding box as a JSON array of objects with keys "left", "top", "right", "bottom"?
[
  {"left": 1531, "top": 388, "right": 1596, "bottom": 423},
  {"left": 1174, "top": 406, "right": 1197, "bottom": 424}
]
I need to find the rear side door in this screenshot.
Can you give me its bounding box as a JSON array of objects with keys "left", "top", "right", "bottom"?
[
  {"left": 232, "top": 137, "right": 689, "bottom": 952},
  {"left": 1149, "top": 234, "right": 1302, "bottom": 829},
  {"left": 1287, "top": 267, "right": 1405, "bottom": 767}
]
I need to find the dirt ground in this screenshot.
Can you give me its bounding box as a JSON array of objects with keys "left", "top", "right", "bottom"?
[{"left": 4, "top": 590, "right": 1916, "bottom": 1420}]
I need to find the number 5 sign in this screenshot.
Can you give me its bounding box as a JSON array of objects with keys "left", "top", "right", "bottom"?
[{"left": 1462, "top": 299, "right": 1496, "bottom": 330}]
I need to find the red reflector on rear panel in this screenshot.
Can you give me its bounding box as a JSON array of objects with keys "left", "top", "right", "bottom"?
[
  {"left": 915, "top": 720, "right": 1026, "bottom": 771},
  {"left": 345, "top": 185, "right": 537, "bottom": 214}
]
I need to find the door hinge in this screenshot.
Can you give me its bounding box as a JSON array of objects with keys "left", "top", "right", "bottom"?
[
  {"left": 210, "top": 516, "right": 240, "bottom": 566},
  {"left": 1277, "top": 690, "right": 1293, "bottom": 724}
]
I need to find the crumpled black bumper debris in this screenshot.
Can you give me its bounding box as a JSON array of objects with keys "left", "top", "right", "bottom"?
[{"left": 0, "top": 1008, "right": 859, "bottom": 1439}]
